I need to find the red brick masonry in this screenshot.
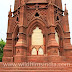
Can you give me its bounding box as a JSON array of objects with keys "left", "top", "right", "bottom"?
[{"left": 1, "top": 0, "right": 72, "bottom": 72}]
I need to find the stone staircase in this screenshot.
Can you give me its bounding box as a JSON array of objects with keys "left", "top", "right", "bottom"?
[{"left": 0, "top": 62, "right": 72, "bottom": 72}]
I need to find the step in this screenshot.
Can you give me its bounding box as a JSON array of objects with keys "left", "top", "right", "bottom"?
[
  {"left": 0, "top": 67, "right": 71, "bottom": 70},
  {"left": 0, "top": 67, "right": 72, "bottom": 72},
  {"left": 0, "top": 70, "right": 72, "bottom": 72},
  {"left": 0, "top": 62, "right": 72, "bottom": 72}
]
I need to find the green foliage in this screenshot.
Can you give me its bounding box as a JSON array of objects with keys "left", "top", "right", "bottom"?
[
  {"left": 0, "top": 53, "right": 3, "bottom": 62},
  {"left": 0, "top": 39, "right": 6, "bottom": 62}
]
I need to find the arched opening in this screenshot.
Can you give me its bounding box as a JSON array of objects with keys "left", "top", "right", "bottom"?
[
  {"left": 15, "top": 32, "right": 19, "bottom": 45},
  {"left": 31, "top": 27, "right": 44, "bottom": 55},
  {"left": 55, "top": 26, "right": 63, "bottom": 56},
  {"left": 28, "top": 20, "right": 46, "bottom": 56},
  {"left": 32, "top": 48, "right": 37, "bottom": 55},
  {"left": 38, "top": 47, "right": 44, "bottom": 55},
  {"left": 32, "top": 27, "right": 43, "bottom": 45},
  {"left": 16, "top": 17, "right": 19, "bottom": 21},
  {"left": 55, "top": 30, "right": 59, "bottom": 55},
  {"left": 13, "top": 26, "right": 19, "bottom": 55},
  {"left": 56, "top": 16, "right": 59, "bottom": 21},
  {"left": 55, "top": 30, "right": 59, "bottom": 45},
  {"left": 35, "top": 13, "right": 39, "bottom": 17}
]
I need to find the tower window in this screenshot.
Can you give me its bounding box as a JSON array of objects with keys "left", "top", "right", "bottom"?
[
  {"left": 56, "top": 10, "right": 57, "bottom": 13},
  {"left": 16, "top": 17, "right": 19, "bottom": 21},
  {"left": 35, "top": 13, "right": 39, "bottom": 17},
  {"left": 56, "top": 16, "right": 59, "bottom": 20},
  {"left": 18, "top": 11, "right": 20, "bottom": 14}
]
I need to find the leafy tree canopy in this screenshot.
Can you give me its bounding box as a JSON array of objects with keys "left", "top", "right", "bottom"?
[
  {"left": 0, "top": 39, "right": 6, "bottom": 53},
  {"left": 0, "top": 39, "right": 6, "bottom": 62}
]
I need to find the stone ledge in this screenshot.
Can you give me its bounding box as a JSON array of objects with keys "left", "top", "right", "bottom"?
[{"left": 0, "top": 62, "right": 72, "bottom": 72}]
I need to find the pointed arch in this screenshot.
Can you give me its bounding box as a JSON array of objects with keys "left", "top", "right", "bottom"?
[
  {"left": 32, "top": 27, "right": 43, "bottom": 45},
  {"left": 55, "top": 30, "right": 59, "bottom": 45},
  {"left": 12, "top": 25, "right": 19, "bottom": 55},
  {"left": 31, "top": 48, "right": 37, "bottom": 55},
  {"left": 56, "top": 16, "right": 59, "bottom": 21},
  {"left": 35, "top": 12, "right": 39, "bottom": 17},
  {"left": 13, "top": 25, "right": 19, "bottom": 38},
  {"left": 55, "top": 24, "right": 63, "bottom": 37},
  {"left": 27, "top": 19, "right": 46, "bottom": 56},
  {"left": 55, "top": 24, "right": 64, "bottom": 56},
  {"left": 27, "top": 19, "right": 46, "bottom": 35},
  {"left": 38, "top": 47, "right": 44, "bottom": 55}
]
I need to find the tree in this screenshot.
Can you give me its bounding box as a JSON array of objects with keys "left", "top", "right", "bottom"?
[{"left": 0, "top": 39, "right": 6, "bottom": 62}]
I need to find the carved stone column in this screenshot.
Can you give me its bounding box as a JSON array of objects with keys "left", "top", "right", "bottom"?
[
  {"left": 2, "top": 33, "right": 13, "bottom": 62},
  {"left": 14, "top": 26, "right": 27, "bottom": 62},
  {"left": 47, "top": 26, "right": 59, "bottom": 56},
  {"left": 14, "top": 4, "right": 27, "bottom": 62},
  {"left": 47, "top": 3, "right": 59, "bottom": 56}
]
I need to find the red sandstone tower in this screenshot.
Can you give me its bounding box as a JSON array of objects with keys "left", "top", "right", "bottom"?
[{"left": 2, "top": 0, "right": 72, "bottom": 63}]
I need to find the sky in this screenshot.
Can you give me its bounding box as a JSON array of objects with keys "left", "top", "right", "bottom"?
[{"left": 0, "top": 0, "right": 72, "bottom": 45}]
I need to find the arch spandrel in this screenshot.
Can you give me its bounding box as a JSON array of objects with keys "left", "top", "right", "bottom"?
[
  {"left": 27, "top": 19, "right": 47, "bottom": 35},
  {"left": 12, "top": 25, "right": 19, "bottom": 38},
  {"left": 55, "top": 22, "right": 64, "bottom": 37},
  {"left": 55, "top": 24, "right": 64, "bottom": 56}
]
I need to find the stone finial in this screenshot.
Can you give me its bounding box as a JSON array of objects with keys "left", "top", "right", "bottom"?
[
  {"left": 64, "top": 4, "right": 68, "bottom": 15},
  {"left": 8, "top": 5, "right": 12, "bottom": 17}
]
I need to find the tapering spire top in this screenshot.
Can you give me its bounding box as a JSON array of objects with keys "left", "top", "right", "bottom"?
[
  {"left": 65, "top": 4, "right": 67, "bottom": 11},
  {"left": 8, "top": 5, "right": 12, "bottom": 17},
  {"left": 10, "top": 5, "right": 12, "bottom": 12},
  {"left": 65, "top": 4, "right": 68, "bottom": 12},
  {"left": 64, "top": 4, "right": 68, "bottom": 15}
]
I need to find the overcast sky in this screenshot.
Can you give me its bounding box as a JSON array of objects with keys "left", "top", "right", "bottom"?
[{"left": 0, "top": 0, "right": 72, "bottom": 45}]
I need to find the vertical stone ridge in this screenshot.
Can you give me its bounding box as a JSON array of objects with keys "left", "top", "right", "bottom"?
[
  {"left": 55, "top": 0, "right": 62, "bottom": 9},
  {"left": 14, "top": 0, "right": 19, "bottom": 10}
]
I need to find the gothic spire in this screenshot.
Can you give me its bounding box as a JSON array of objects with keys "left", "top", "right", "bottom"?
[
  {"left": 65, "top": 4, "right": 68, "bottom": 12},
  {"left": 64, "top": 4, "right": 68, "bottom": 15},
  {"left": 10, "top": 5, "right": 11, "bottom": 12}
]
